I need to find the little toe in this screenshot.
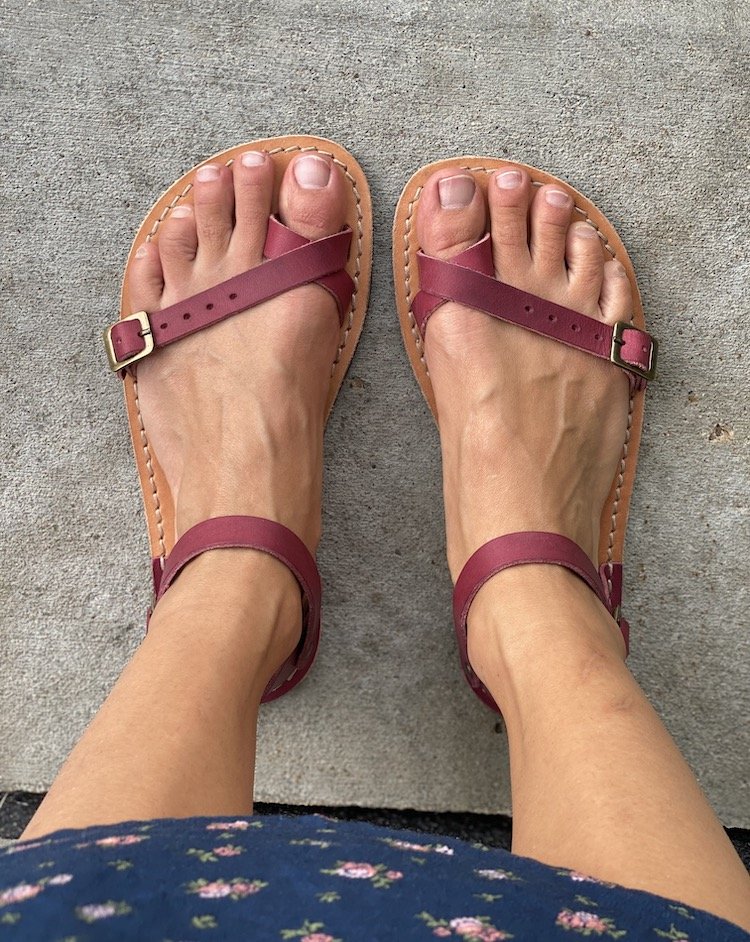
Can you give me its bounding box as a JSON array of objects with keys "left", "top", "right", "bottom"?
[
  {"left": 599, "top": 259, "right": 633, "bottom": 325},
  {"left": 415, "top": 169, "right": 486, "bottom": 260},
  {"left": 529, "top": 184, "right": 574, "bottom": 278},
  {"left": 158, "top": 203, "right": 198, "bottom": 288},
  {"left": 565, "top": 222, "right": 604, "bottom": 313},
  {"left": 127, "top": 241, "right": 164, "bottom": 313},
  {"left": 278, "top": 153, "right": 347, "bottom": 242},
  {"left": 193, "top": 162, "right": 235, "bottom": 262},
  {"left": 487, "top": 166, "right": 533, "bottom": 280},
  {"left": 230, "top": 150, "right": 274, "bottom": 264}
]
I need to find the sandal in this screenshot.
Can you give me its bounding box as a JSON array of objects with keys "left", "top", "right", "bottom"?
[
  {"left": 104, "top": 135, "right": 373, "bottom": 702},
  {"left": 392, "top": 157, "right": 657, "bottom": 714}
]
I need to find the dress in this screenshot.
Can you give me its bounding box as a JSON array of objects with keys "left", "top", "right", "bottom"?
[{"left": 0, "top": 814, "right": 746, "bottom": 940}]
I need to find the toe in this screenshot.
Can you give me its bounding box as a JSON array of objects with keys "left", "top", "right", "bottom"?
[
  {"left": 158, "top": 203, "right": 198, "bottom": 288},
  {"left": 599, "top": 259, "right": 633, "bottom": 325},
  {"left": 529, "top": 184, "right": 574, "bottom": 278},
  {"left": 230, "top": 150, "right": 274, "bottom": 264},
  {"left": 487, "top": 165, "right": 532, "bottom": 279},
  {"left": 415, "top": 168, "right": 486, "bottom": 260},
  {"left": 193, "top": 163, "right": 235, "bottom": 261},
  {"left": 565, "top": 222, "right": 604, "bottom": 312},
  {"left": 278, "top": 153, "right": 347, "bottom": 241},
  {"left": 128, "top": 241, "right": 164, "bottom": 313}
]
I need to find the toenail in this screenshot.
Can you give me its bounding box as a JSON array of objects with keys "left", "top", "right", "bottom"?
[
  {"left": 294, "top": 155, "right": 331, "bottom": 189},
  {"left": 575, "top": 223, "right": 599, "bottom": 239},
  {"left": 611, "top": 262, "right": 628, "bottom": 277},
  {"left": 438, "top": 174, "right": 475, "bottom": 209},
  {"left": 196, "top": 164, "right": 221, "bottom": 182},
  {"left": 241, "top": 151, "right": 265, "bottom": 167},
  {"left": 545, "top": 188, "right": 572, "bottom": 207},
  {"left": 496, "top": 170, "right": 523, "bottom": 189},
  {"left": 171, "top": 205, "right": 193, "bottom": 218},
  {"left": 135, "top": 245, "right": 148, "bottom": 258}
]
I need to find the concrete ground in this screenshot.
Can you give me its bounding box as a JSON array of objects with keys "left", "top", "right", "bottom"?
[{"left": 1, "top": 1, "right": 748, "bottom": 826}]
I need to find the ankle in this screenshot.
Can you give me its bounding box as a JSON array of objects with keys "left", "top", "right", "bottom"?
[
  {"left": 148, "top": 549, "right": 303, "bottom": 676},
  {"left": 466, "top": 564, "right": 627, "bottom": 696}
]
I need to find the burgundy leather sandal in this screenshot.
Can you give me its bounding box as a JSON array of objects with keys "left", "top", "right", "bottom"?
[
  {"left": 105, "top": 136, "right": 373, "bottom": 702},
  {"left": 392, "top": 158, "right": 656, "bottom": 714}
]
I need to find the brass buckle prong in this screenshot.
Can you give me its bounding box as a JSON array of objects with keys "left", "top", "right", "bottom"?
[
  {"left": 610, "top": 321, "right": 657, "bottom": 382},
  {"left": 104, "top": 311, "right": 155, "bottom": 372}
]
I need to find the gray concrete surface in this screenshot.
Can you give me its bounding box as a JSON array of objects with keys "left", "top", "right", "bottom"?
[{"left": 1, "top": 1, "right": 748, "bottom": 825}]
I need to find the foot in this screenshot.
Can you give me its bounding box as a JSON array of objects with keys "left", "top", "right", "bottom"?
[
  {"left": 128, "top": 151, "right": 348, "bottom": 657},
  {"left": 416, "top": 167, "right": 633, "bottom": 658}
]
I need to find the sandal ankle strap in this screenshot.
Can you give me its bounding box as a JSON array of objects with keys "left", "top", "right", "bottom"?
[
  {"left": 453, "top": 531, "right": 629, "bottom": 713},
  {"left": 148, "top": 515, "right": 321, "bottom": 704}
]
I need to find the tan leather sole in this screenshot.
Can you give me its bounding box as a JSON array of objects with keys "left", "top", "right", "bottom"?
[
  {"left": 118, "top": 135, "right": 373, "bottom": 563},
  {"left": 392, "top": 157, "right": 647, "bottom": 571}
]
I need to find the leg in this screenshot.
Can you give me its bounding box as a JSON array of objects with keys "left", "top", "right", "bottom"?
[
  {"left": 23, "top": 150, "right": 348, "bottom": 839},
  {"left": 417, "top": 167, "right": 750, "bottom": 930}
]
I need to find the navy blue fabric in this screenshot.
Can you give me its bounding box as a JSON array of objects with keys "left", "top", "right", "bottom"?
[{"left": 0, "top": 814, "right": 746, "bottom": 940}]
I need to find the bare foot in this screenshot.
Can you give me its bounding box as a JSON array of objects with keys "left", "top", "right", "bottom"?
[
  {"left": 127, "top": 150, "right": 348, "bottom": 660},
  {"left": 416, "top": 167, "right": 633, "bottom": 662}
]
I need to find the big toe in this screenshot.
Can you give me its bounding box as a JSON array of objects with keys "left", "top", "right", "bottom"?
[
  {"left": 278, "top": 153, "right": 348, "bottom": 242},
  {"left": 416, "top": 168, "right": 486, "bottom": 261}
]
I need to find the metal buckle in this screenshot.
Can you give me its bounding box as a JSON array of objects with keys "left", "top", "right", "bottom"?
[
  {"left": 103, "top": 311, "right": 154, "bottom": 372},
  {"left": 610, "top": 321, "right": 658, "bottom": 382}
]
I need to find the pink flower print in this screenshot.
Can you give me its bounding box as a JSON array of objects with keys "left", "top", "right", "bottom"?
[
  {"left": 95, "top": 834, "right": 145, "bottom": 847},
  {"left": 206, "top": 820, "right": 249, "bottom": 830},
  {"left": 198, "top": 881, "right": 233, "bottom": 899},
  {"left": 0, "top": 882, "right": 43, "bottom": 906},
  {"left": 334, "top": 861, "right": 377, "bottom": 879},
  {"left": 569, "top": 870, "right": 601, "bottom": 884},
  {"left": 556, "top": 909, "right": 611, "bottom": 934},
  {"left": 479, "top": 930, "right": 510, "bottom": 941},
  {"left": 75, "top": 900, "right": 132, "bottom": 923},
  {"left": 433, "top": 930, "right": 452, "bottom": 938},
  {"left": 434, "top": 844, "right": 454, "bottom": 855},
  {"left": 48, "top": 874, "right": 73, "bottom": 886},
  {"left": 213, "top": 845, "right": 243, "bottom": 857},
  {"left": 302, "top": 935, "right": 336, "bottom": 942},
  {"left": 230, "top": 882, "right": 263, "bottom": 897},
  {"left": 450, "top": 916, "right": 486, "bottom": 935},
  {"left": 5, "top": 841, "right": 47, "bottom": 854},
  {"left": 385, "top": 870, "right": 403, "bottom": 880},
  {"left": 391, "top": 840, "right": 431, "bottom": 851}
]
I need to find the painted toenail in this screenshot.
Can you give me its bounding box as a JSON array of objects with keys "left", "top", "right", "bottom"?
[
  {"left": 545, "top": 188, "right": 572, "bottom": 207},
  {"left": 135, "top": 245, "right": 148, "bottom": 258},
  {"left": 241, "top": 151, "right": 265, "bottom": 167},
  {"left": 294, "top": 155, "right": 331, "bottom": 188},
  {"left": 496, "top": 170, "right": 523, "bottom": 189},
  {"left": 438, "top": 174, "right": 475, "bottom": 209},
  {"left": 171, "top": 205, "right": 193, "bottom": 218},
  {"left": 196, "top": 165, "right": 221, "bottom": 182},
  {"left": 575, "top": 223, "right": 598, "bottom": 239}
]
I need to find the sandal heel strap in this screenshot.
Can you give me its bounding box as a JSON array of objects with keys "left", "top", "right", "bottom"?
[
  {"left": 453, "top": 531, "right": 628, "bottom": 713},
  {"left": 150, "top": 515, "right": 321, "bottom": 703}
]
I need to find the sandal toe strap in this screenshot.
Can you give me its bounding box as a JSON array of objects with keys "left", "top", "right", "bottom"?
[
  {"left": 412, "top": 232, "right": 656, "bottom": 386},
  {"left": 106, "top": 216, "right": 353, "bottom": 374}
]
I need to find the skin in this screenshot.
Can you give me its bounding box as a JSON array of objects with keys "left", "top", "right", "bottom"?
[{"left": 21, "top": 153, "right": 750, "bottom": 932}]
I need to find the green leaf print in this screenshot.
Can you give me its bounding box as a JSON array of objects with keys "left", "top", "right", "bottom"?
[
  {"left": 317, "top": 891, "right": 341, "bottom": 903},
  {"left": 654, "top": 927, "right": 690, "bottom": 941},
  {"left": 192, "top": 914, "right": 218, "bottom": 930},
  {"left": 280, "top": 919, "right": 342, "bottom": 940},
  {"left": 0, "top": 912, "right": 21, "bottom": 924}
]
